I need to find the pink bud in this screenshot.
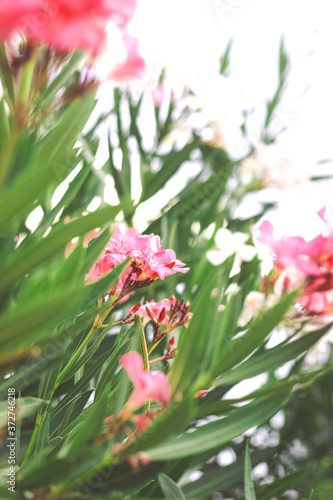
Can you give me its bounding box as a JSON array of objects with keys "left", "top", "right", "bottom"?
[
  {"left": 145, "top": 306, "right": 156, "bottom": 322},
  {"left": 129, "top": 303, "right": 141, "bottom": 315},
  {"left": 168, "top": 337, "right": 175, "bottom": 350},
  {"left": 194, "top": 390, "right": 209, "bottom": 398},
  {"left": 158, "top": 307, "right": 166, "bottom": 324}
]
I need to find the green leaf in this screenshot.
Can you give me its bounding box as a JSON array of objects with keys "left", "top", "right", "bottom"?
[
  {"left": 59, "top": 394, "right": 108, "bottom": 455},
  {"left": 214, "top": 324, "right": 332, "bottom": 387},
  {"left": 0, "top": 204, "right": 123, "bottom": 292},
  {"left": 0, "top": 286, "right": 85, "bottom": 351},
  {"left": 213, "top": 290, "right": 299, "bottom": 377},
  {"left": 123, "top": 397, "right": 195, "bottom": 455},
  {"left": 0, "top": 397, "right": 46, "bottom": 428},
  {"left": 50, "top": 344, "right": 116, "bottom": 426},
  {"left": 107, "top": 135, "right": 127, "bottom": 198},
  {"left": 0, "top": 339, "right": 67, "bottom": 399},
  {"left": 0, "top": 44, "right": 15, "bottom": 104},
  {"left": 35, "top": 413, "right": 50, "bottom": 455},
  {"left": 35, "top": 52, "right": 85, "bottom": 110},
  {"left": 220, "top": 39, "right": 233, "bottom": 75},
  {"left": 18, "top": 447, "right": 104, "bottom": 489},
  {"left": 159, "top": 473, "right": 186, "bottom": 499},
  {"left": 244, "top": 441, "right": 257, "bottom": 500},
  {"left": 257, "top": 466, "right": 312, "bottom": 500},
  {"left": 146, "top": 393, "right": 289, "bottom": 461},
  {"left": 168, "top": 268, "right": 225, "bottom": 395},
  {"left": 141, "top": 139, "right": 201, "bottom": 202},
  {"left": 58, "top": 321, "right": 113, "bottom": 384},
  {"left": 198, "top": 365, "right": 333, "bottom": 419},
  {"left": 35, "top": 162, "right": 91, "bottom": 237},
  {"left": 183, "top": 447, "right": 278, "bottom": 498},
  {"left": 0, "top": 92, "right": 96, "bottom": 231}
]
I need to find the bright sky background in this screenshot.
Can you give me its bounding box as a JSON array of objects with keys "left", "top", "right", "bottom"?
[{"left": 127, "top": 0, "right": 333, "bottom": 237}]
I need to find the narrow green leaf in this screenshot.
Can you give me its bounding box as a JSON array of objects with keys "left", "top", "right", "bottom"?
[
  {"left": 35, "top": 162, "right": 91, "bottom": 237},
  {"left": 0, "top": 286, "right": 84, "bottom": 351},
  {"left": 169, "top": 268, "right": 225, "bottom": 395},
  {"left": 244, "top": 440, "right": 257, "bottom": 500},
  {"left": 0, "top": 397, "right": 46, "bottom": 428},
  {"left": 0, "top": 204, "right": 123, "bottom": 292},
  {"left": 123, "top": 397, "right": 194, "bottom": 455},
  {"left": 159, "top": 473, "right": 186, "bottom": 500},
  {"left": 257, "top": 466, "right": 312, "bottom": 500},
  {"left": 183, "top": 447, "right": 278, "bottom": 498},
  {"left": 51, "top": 344, "right": 115, "bottom": 424},
  {"left": 0, "top": 92, "right": 96, "bottom": 231},
  {"left": 35, "top": 413, "right": 50, "bottom": 455},
  {"left": 146, "top": 393, "right": 289, "bottom": 461},
  {"left": 59, "top": 395, "right": 108, "bottom": 455},
  {"left": 215, "top": 324, "right": 332, "bottom": 387},
  {"left": 35, "top": 52, "right": 85, "bottom": 109},
  {"left": 0, "top": 44, "right": 14, "bottom": 103},
  {"left": 141, "top": 139, "right": 201, "bottom": 202},
  {"left": 58, "top": 321, "right": 112, "bottom": 384},
  {"left": 213, "top": 290, "right": 299, "bottom": 377}
]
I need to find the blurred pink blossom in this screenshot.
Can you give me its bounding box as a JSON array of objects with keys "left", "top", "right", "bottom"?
[
  {"left": 0, "top": 0, "right": 137, "bottom": 54},
  {"left": 119, "top": 351, "right": 171, "bottom": 408},
  {"left": 253, "top": 207, "right": 333, "bottom": 315},
  {"left": 109, "top": 35, "right": 145, "bottom": 81}
]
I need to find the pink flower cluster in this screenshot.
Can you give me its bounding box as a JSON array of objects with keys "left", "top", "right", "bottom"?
[
  {"left": 86, "top": 226, "right": 189, "bottom": 297},
  {"left": 0, "top": 0, "right": 136, "bottom": 54},
  {"left": 120, "top": 351, "right": 171, "bottom": 408},
  {"left": 254, "top": 207, "right": 333, "bottom": 315}
]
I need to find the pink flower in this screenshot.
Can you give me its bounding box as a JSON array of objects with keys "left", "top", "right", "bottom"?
[
  {"left": 0, "top": 0, "right": 137, "bottom": 54},
  {"left": 253, "top": 207, "right": 333, "bottom": 316},
  {"left": 253, "top": 220, "right": 313, "bottom": 271},
  {"left": 131, "top": 299, "right": 171, "bottom": 326},
  {"left": 109, "top": 35, "right": 145, "bottom": 81},
  {"left": 119, "top": 352, "right": 171, "bottom": 408},
  {"left": 0, "top": 1, "right": 38, "bottom": 40},
  {"left": 86, "top": 226, "right": 189, "bottom": 295},
  {"left": 140, "top": 235, "right": 189, "bottom": 281},
  {"left": 298, "top": 292, "right": 333, "bottom": 316}
]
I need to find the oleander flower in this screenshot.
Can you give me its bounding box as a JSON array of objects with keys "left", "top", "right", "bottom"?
[
  {"left": 119, "top": 351, "right": 171, "bottom": 408},
  {"left": 0, "top": 0, "right": 137, "bottom": 54},
  {"left": 86, "top": 227, "right": 189, "bottom": 296},
  {"left": 253, "top": 207, "right": 333, "bottom": 315}
]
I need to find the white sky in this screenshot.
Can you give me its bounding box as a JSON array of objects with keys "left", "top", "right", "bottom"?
[{"left": 127, "top": 0, "right": 333, "bottom": 234}]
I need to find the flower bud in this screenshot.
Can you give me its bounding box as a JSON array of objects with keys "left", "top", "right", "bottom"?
[{"left": 158, "top": 307, "right": 166, "bottom": 324}]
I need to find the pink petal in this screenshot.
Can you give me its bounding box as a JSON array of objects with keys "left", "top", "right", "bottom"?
[
  {"left": 119, "top": 351, "right": 144, "bottom": 386},
  {"left": 110, "top": 35, "right": 145, "bottom": 81}
]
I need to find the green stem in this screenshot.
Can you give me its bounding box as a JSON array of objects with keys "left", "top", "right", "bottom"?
[
  {"left": 20, "top": 410, "right": 43, "bottom": 466},
  {"left": 17, "top": 53, "right": 35, "bottom": 105},
  {"left": 147, "top": 334, "right": 167, "bottom": 355}
]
